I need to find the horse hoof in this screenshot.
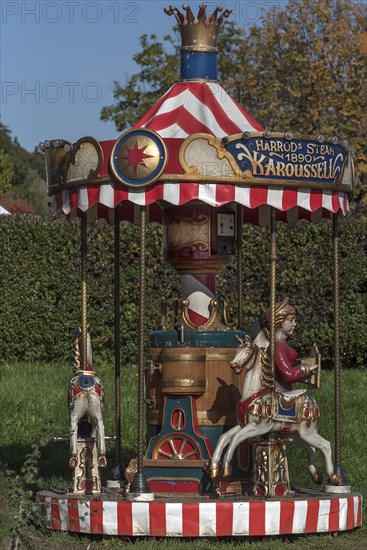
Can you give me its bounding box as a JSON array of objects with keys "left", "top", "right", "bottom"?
[
  {"left": 222, "top": 464, "right": 232, "bottom": 478},
  {"left": 69, "top": 456, "right": 78, "bottom": 469},
  {"left": 98, "top": 455, "right": 107, "bottom": 468},
  {"left": 210, "top": 465, "right": 220, "bottom": 479},
  {"left": 312, "top": 473, "right": 323, "bottom": 485},
  {"left": 330, "top": 474, "right": 340, "bottom": 486}
]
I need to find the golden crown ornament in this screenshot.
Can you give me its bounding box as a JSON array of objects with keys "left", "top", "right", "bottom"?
[{"left": 164, "top": 5, "right": 233, "bottom": 53}]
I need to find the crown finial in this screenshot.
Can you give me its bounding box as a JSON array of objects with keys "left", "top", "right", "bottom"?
[{"left": 165, "top": 4, "right": 233, "bottom": 53}]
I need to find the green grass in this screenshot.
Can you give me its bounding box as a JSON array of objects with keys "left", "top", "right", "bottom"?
[
  {"left": 0, "top": 362, "right": 366, "bottom": 548},
  {"left": 0, "top": 360, "right": 139, "bottom": 489}
]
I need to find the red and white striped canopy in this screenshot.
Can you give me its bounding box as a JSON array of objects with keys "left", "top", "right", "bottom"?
[
  {"left": 51, "top": 81, "right": 350, "bottom": 224},
  {"left": 53, "top": 182, "right": 349, "bottom": 226},
  {"left": 133, "top": 81, "right": 263, "bottom": 137}
]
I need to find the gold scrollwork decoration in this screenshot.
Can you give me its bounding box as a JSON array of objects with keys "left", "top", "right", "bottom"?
[
  {"left": 76, "top": 446, "right": 98, "bottom": 492},
  {"left": 179, "top": 298, "right": 230, "bottom": 331},
  {"left": 159, "top": 131, "right": 353, "bottom": 192},
  {"left": 45, "top": 136, "right": 104, "bottom": 194},
  {"left": 166, "top": 212, "right": 210, "bottom": 253},
  {"left": 176, "top": 133, "right": 244, "bottom": 182},
  {"left": 65, "top": 137, "right": 104, "bottom": 184}
]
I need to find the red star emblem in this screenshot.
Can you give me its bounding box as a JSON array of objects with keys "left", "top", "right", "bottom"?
[{"left": 121, "top": 141, "right": 153, "bottom": 174}]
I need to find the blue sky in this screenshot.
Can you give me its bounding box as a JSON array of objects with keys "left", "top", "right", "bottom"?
[{"left": 1, "top": 1, "right": 269, "bottom": 152}]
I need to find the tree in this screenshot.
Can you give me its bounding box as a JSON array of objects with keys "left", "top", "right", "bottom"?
[
  {"left": 0, "top": 123, "right": 48, "bottom": 215},
  {"left": 0, "top": 149, "right": 14, "bottom": 196},
  {"left": 101, "top": 0, "right": 366, "bottom": 210},
  {"left": 100, "top": 31, "right": 180, "bottom": 131},
  {"left": 238, "top": 0, "right": 366, "bottom": 208}
]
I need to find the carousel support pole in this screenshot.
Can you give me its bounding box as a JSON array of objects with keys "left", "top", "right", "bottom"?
[
  {"left": 269, "top": 209, "right": 277, "bottom": 372},
  {"left": 81, "top": 212, "right": 88, "bottom": 369},
  {"left": 75, "top": 212, "right": 103, "bottom": 491},
  {"left": 129, "top": 206, "right": 152, "bottom": 498},
  {"left": 109, "top": 208, "right": 127, "bottom": 488},
  {"left": 236, "top": 205, "right": 244, "bottom": 330},
  {"left": 250, "top": 208, "right": 290, "bottom": 497},
  {"left": 330, "top": 212, "right": 349, "bottom": 489}
]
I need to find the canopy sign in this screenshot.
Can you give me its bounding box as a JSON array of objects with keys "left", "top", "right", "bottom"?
[{"left": 223, "top": 134, "right": 352, "bottom": 191}]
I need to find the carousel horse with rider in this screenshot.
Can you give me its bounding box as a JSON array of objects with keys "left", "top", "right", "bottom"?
[{"left": 209, "top": 298, "right": 341, "bottom": 489}]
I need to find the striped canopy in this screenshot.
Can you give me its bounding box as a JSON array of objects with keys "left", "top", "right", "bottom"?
[
  {"left": 51, "top": 81, "right": 350, "bottom": 225},
  {"left": 133, "top": 81, "right": 263, "bottom": 137}
]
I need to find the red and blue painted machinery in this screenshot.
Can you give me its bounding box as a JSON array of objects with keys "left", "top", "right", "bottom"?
[{"left": 144, "top": 204, "right": 248, "bottom": 493}]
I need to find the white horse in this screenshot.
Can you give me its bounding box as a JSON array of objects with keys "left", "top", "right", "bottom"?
[
  {"left": 68, "top": 326, "right": 107, "bottom": 469},
  {"left": 209, "top": 336, "right": 340, "bottom": 486}
]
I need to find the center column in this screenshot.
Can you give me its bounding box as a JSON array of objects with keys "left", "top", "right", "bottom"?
[{"left": 164, "top": 205, "right": 235, "bottom": 329}]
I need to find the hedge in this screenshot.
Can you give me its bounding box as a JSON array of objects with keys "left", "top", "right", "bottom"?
[{"left": 0, "top": 214, "right": 366, "bottom": 368}]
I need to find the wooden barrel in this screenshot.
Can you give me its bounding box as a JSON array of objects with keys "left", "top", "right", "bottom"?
[
  {"left": 146, "top": 347, "right": 245, "bottom": 428},
  {"left": 148, "top": 348, "right": 206, "bottom": 395}
]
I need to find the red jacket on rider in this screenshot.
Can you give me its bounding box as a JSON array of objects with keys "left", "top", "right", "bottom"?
[{"left": 274, "top": 340, "right": 304, "bottom": 392}]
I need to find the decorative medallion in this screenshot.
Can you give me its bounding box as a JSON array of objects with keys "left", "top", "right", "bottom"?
[
  {"left": 110, "top": 128, "right": 167, "bottom": 188},
  {"left": 78, "top": 375, "right": 95, "bottom": 391}
]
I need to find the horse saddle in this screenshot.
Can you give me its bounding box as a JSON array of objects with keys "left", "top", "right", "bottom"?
[{"left": 278, "top": 389, "right": 306, "bottom": 411}]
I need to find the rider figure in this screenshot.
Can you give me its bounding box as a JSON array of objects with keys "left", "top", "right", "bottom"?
[{"left": 252, "top": 297, "right": 318, "bottom": 393}]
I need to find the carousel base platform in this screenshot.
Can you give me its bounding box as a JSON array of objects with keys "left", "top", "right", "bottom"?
[{"left": 38, "top": 489, "right": 362, "bottom": 537}]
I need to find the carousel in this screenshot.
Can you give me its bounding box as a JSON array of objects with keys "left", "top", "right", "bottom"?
[{"left": 38, "top": 5, "right": 362, "bottom": 538}]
